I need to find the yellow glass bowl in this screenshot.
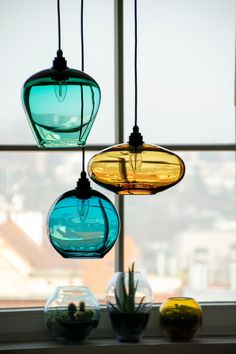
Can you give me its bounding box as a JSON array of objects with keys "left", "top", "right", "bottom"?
[{"left": 159, "top": 297, "right": 203, "bottom": 341}]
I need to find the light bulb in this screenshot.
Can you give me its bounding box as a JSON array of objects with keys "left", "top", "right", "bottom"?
[
  {"left": 54, "top": 81, "right": 68, "bottom": 103},
  {"left": 130, "top": 151, "right": 142, "bottom": 174},
  {"left": 77, "top": 199, "right": 90, "bottom": 221}
]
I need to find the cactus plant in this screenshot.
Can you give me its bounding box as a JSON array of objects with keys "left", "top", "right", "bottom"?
[{"left": 47, "top": 301, "right": 93, "bottom": 325}]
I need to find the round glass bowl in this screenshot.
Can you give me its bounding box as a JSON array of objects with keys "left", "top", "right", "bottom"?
[
  {"left": 106, "top": 268, "right": 153, "bottom": 342},
  {"left": 44, "top": 286, "right": 100, "bottom": 343},
  {"left": 159, "top": 297, "right": 203, "bottom": 341}
]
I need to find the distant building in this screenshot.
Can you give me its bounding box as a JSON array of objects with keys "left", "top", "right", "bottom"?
[
  {"left": 178, "top": 229, "right": 236, "bottom": 300},
  {"left": 0, "top": 214, "right": 142, "bottom": 306},
  {"left": 0, "top": 215, "right": 81, "bottom": 306}
]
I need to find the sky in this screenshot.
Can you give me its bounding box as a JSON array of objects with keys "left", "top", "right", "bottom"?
[{"left": 0, "top": 0, "right": 235, "bottom": 145}]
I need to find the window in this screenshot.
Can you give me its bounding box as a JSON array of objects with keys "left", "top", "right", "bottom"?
[
  {"left": 0, "top": 0, "right": 235, "bottom": 313},
  {"left": 122, "top": 0, "right": 236, "bottom": 303}
]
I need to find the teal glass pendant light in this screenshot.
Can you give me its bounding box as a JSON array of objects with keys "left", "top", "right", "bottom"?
[
  {"left": 47, "top": 148, "right": 120, "bottom": 258},
  {"left": 22, "top": 0, "right": 101, "bottom": 148},
  {"left": 88, "top": 0, "right": 185, "bottom": 195}
]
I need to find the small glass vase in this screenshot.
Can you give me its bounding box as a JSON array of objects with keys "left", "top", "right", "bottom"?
[
  {"left": 44, "top": 286, "right": 100, "bottom": 343},
  {"left": 106, "top": 269, "right": 153, "bottom": 342},
  {"left": 159, "top": 297, "right": 203, "bottom": 341}
]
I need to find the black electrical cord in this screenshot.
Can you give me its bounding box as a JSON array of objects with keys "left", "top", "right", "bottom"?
[
  {"left": 134, "top": 0, "right": 138, "bottom": 127},
  {"left": 81, "top": 0, "right": 84, "bottom": 71},
  {"left": 56, "top": 1, "right": 86, "bottom": 177},
  {"left": 77, "top": 144, "right": 91, "bottom": 191},
  {"left": 53, "top": 0, "right": 67, "bottom": 69},
  {"left": 82, "top": 146, "right": 85, "bottom": 172},
  {"left": 79, "top": 0, "right": 85, "bottom": 149},
  {"left": 57, "top": 0, "right": 61, "bottom": 51},
  {"left": 81, "top": 0, "right": 85, "bottom": 173},
  {"left": 128, "top": 0, "right": 143, "bottom": 146}
]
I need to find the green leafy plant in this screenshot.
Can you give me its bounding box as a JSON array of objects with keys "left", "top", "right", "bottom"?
[
  {"left": 162, "top": 304, "right": 201, "bottom": 320},
  {"left": 109, "top": 262, "right": 145, "bottom": 314},
  {"left": 47, "top": 301, "right": 93, "bottom": 326}
]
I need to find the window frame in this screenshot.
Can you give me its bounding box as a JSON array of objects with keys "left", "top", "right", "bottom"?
[{"left": 0, "top": 0, "right": 235, "bottom": 343}]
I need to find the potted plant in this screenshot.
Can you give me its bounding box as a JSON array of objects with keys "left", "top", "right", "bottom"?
[
  {"left": 106, "top": 262, "right": 153, "bottom": 342},
  {"left": 159, "top": 297, "right": 203, "bottom": 341},
  {"left": 45, "top": 286, "right": 100, "bottom": 343}
]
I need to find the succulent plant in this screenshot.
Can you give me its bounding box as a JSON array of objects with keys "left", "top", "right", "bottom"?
[
  {"left": 109, "top": 262, "right": 146, "bottom": 314},
  {"left": 74, "top": 301, "right": 94, "bottom": 321},
  {"left": 47, "top": 301, "right": 93, "bottom": 326},
  {"left": 162, "top": 303, "right": 201, "bottom": 321}
]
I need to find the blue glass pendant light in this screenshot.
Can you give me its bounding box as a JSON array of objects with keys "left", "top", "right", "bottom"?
[
  {"left": 47, "top": 149, "right": 120, "bottom": 258},
  {"left": 22, "top": 0, "right": 101, "bottom": 148},
  {"left": 88, "top": 0, "right": 185, "bottom": 195}
]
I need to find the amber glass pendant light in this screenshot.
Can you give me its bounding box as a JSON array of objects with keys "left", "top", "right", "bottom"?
[
  {"left": 88, "top": 0, "right": 185, "bottom": 195},
  {"left": 47, "top": 148, "right": 120, "bottom": 258},
  {"left": 88, "top": 131, "right": 185, "bottom": 195},
  {"left": 22, "top": 0, "right": 101, "bottom": 148}
]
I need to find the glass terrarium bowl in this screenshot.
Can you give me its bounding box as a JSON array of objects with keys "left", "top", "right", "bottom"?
[
  {"left": 159, "top": 297, "right": 203, "bottom": 341},
  {"left": 106, "top": 268, "right": 153, "bottom": 342},
  {"left": 44, "top": 286, "right": 100, "bottom": 343}
]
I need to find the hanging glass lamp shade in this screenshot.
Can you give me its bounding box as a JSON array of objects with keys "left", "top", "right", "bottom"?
[
  {"left": 88, "top": 127, "right": 185, "bottom": 195},
  {"left": 47, "top": 172, "right": 120, "bottom": 258},
  {"left": 22, "top": 50, "right": 101, "bottom": 147}
]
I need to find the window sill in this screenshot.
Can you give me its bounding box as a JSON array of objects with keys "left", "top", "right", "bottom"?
[
  {"left": 0, "top": 304, "right": 235, "bottom": 353},
  {"left": 0, "top": 337, "right": 235, "bottom": 354}
]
